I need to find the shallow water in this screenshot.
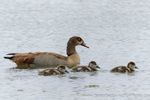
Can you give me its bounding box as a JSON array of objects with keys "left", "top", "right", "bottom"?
[{"left": 1, "top": 0, "right": 150, "bottom": 100}]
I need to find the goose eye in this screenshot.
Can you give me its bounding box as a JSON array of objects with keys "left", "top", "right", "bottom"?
[{"left": 77, "top": 37, "right": 82, "bottom": 42}]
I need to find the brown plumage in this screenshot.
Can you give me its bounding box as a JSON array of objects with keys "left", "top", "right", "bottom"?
[
  {"left": 110, "top": 61, "right": 138, "bottom": 73},
  {"left": 39, "top": 65, "right": 69, "bottom": 76},
  {"left": 4, "top": 36, "right": 89, "bottom": 69},
  {"left": 71, "top": 61, "right": 100, "bottom": 72}
]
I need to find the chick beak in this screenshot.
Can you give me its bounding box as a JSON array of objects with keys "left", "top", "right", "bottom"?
[
  {"left": 96, "top": 66, "right": 100, "bottom": 69},
  {"left": 135, "top": 66, "right": 138, "bottom": 69},
  {"left": 81, "top": 42, "right": 89, "bottom": 48},
  {"left": 65, "top": 70, "right": 69, "bottom": 73}
]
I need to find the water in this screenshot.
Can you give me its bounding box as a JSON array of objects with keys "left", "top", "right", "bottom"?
[{"left": 1, "top": 0, "right": 150, "bottom": 100}]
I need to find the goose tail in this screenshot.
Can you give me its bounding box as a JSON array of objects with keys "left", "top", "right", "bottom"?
[{"left": 4, "top": 56, "right": 14, "bottom": 60}]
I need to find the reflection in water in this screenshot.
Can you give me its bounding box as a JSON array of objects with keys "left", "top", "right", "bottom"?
[{"left": 84, "top": 84, "right": 99, "bottom": 88}]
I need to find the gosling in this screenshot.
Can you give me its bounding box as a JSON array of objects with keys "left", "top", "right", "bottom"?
[
  {"left": 111, "top": 61, "right": 138, "bottom": 73},
  {"left": 39, "top": 65, "right": 69, "bottom": 76},
  {"left": 72, "top": 61, "right": 100, "bottom": 72}
]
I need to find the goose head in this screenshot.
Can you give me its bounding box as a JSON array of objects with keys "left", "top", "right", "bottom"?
[
  {"left": 67, "top": 36, "right": 89, "bottom": 56},
  {"left": 68, "top": 36, "right": 89, "bottom": 48}
]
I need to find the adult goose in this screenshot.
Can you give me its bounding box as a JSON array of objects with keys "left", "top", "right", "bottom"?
[{"left": 4, "top": 36, "right": 89, "bottom": 69}]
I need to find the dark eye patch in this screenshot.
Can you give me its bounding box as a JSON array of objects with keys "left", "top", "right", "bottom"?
[
  {"left": 59, "top": 66, "right": 65, "bottom": 69},
  {"left": 90, "top": 61, "right": 97, "bottom": 65},
  {"left": 77, "top": 37, "right": 82, "bottom": 41},
  {"left": 129, "top": 62, "right": 135, "bottom": 65}
]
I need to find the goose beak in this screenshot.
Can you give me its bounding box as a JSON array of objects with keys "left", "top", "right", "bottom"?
[{"left": 81, "top": 42, "right": 89, "bottom": 48}]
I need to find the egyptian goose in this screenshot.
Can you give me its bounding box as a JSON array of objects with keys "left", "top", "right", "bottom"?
[
  {"left": 4, "top": 36, "right": 89, "bottom": 69},
  {"left": 111, "top": 61, "right": 138, "bottom": 73},
  {"left": 71, "top": 61, "right": 100, "bottom": 72},
  {"left": 39, "top": 65, "right": 69, "bottom": 76}
]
